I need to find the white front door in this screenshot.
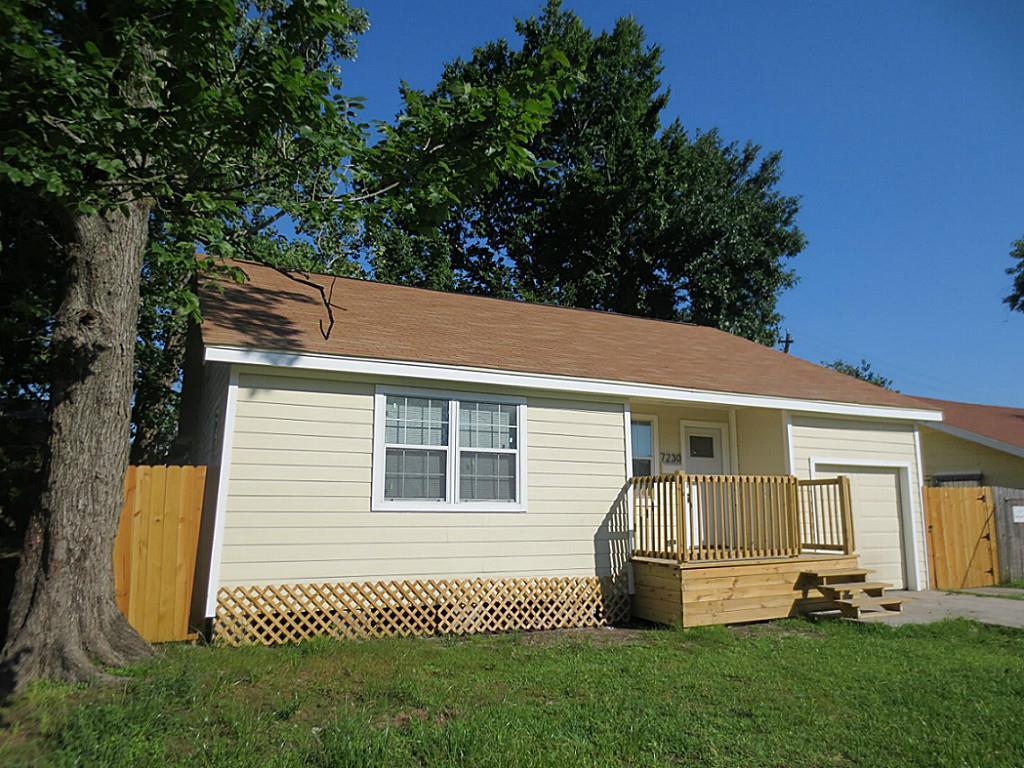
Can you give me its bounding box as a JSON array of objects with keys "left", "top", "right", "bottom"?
[
  {"left": 682, "top": 425, "right": 726, "bottom": 474},
  {"left": 680, "top": 422, "right": 730, "bottom": 551}
]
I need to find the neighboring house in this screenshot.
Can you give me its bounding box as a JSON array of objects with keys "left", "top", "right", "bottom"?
[
  {"left": 914, "top": 396, "right": 1024, "bottom": 489},
  {"left": 180, "top": 260, "right": 944, "bottom": 638}
]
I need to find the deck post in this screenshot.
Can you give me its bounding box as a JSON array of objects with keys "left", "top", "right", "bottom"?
[
  {"left": 787, "top": 476, "right": 800, "bottom": 556},
  {"left": 839, "top": 475, "right": 855, "bottom": 555},
  {"left": 675, "top": 472, "right": 686, "bottom": 562}
]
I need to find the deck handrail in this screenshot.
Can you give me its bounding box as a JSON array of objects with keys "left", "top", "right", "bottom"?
[
  {"left": 796, "top": 477, "right": 854, "bottom": 555},
  {"left": 631, "top": 472, "right": 854, "bottom": 562}
]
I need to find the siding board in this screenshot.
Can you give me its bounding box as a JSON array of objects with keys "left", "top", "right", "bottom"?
[
  {"left": 219, "top": 372, "right": 628, "bottom": 589},
  {"left": 919, "top": 427, "right": 1024, "bottom": 488}
]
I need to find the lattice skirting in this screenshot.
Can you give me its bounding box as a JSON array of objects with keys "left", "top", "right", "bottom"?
[{"left": 214, "top": 576, "right": 630, "bottom": 646}]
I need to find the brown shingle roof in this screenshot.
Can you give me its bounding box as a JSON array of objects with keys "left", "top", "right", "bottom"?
[
  {"left": 199, "top": 260, "right": 937, "bottom": 412},
  {"left": 915, "top": 396, "right": 1024, "bottom": 452}
]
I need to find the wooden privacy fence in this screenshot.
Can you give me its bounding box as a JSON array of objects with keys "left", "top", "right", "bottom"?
[
  {"left": 631, "top": 473, "right": 853, "bottom": 562},
  {"left": 114, "top": 465, "right": 206, "bottom": 642},
  {"left": 924, "top": 486, "right": 1000, "bottom": 589},
  {"left": 214, "top": 577, "right": 630, "bottom": 646},
  {"left": 992, "top": 487, "right": 1024, "bottom": 583}
]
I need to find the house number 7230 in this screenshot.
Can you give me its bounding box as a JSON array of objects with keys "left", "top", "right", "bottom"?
[{"left": 660, "top": 452, "right": 681, "bottom": 464}]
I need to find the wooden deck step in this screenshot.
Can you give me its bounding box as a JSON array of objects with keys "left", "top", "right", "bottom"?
[
  {"left": 802, "top": 568, "right": 869, "bottom": 585},
  {"left": 806, "top": 567, "right": 869, "bottom": 578},
  {"left": 797, "top": 563, "right": 903, "bottom": 621},
  {"left": 818, "top": 581, "right": 891, "bottom": 596},
  {"left": 835, "top": 595, "right": 903, "bottom": 619},
  {"left": 840, "top": 595, "right": 903, "bottom": 608}
]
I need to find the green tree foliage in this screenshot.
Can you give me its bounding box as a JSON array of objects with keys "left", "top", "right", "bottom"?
[
  {"left": 369, "top": 0, "right": 806, "bottom": 345},
  {"left": 2, "top": 1, "right": 575, "bottom": 465},
  {"left": 0, "top": 0, "right": 573, "bottom": 685},
  {"left": 1006, "top": 237, "right": 1024, "bottom": 313},
  {"left": 0, "top": 190, "right": 64, "bottom": 551},
  {"left": 822, "top": 359, "right": 896, "bottom": 391}
]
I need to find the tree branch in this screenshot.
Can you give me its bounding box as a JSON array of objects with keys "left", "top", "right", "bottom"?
[
  {"left": 41, "top": 115, "right": 86, "bottom": 145},
  {"left": 348, "top": 180, "right": 400, "bottom": 202},
  {"left": 274, "top": 268, "right": 337, "bottom": 340}
]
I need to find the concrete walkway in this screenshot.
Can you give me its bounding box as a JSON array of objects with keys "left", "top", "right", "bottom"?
[
  {"left": 871, "top": 590, "right": 1024, "bottom": 628},
  {"left": 957, "top": 586, "right": 1024, "bottom": 598}
]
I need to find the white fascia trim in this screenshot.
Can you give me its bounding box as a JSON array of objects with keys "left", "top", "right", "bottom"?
[
  {"left": 205, "top": 366, "right": 239, "bottom": 617},
  {"left": 924, "top": 422, "right": 1024, "bottom": 460},
  {"left": 205, "top": 346, "right": 944, "bottom": 422}
]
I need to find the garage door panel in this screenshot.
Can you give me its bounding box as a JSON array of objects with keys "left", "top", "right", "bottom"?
[
  {"left": 847, "top": 486, "right": 901, "bottom": 502},
  {"left": 817, "top": 465, "right": 906, "bottom": 588},
  {"left": 856, "top": 531, "right": 903, "bottom": 549}
]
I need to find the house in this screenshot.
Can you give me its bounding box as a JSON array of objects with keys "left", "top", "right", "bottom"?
[
  {"left": 180, "top": 260, "right": 944, "bottom": 641},
  {"left": 914, "top": 396, "right": 1024, "bottom": 489}
]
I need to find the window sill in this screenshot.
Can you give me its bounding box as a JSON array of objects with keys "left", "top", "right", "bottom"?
[{"left": 371, "top": 501, "right": 528, "bottom": 514}]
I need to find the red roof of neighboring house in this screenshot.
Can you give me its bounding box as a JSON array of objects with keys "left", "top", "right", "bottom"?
[
  {"left": 198, "top": 260, "right": 940, "bottom": 413},
  {"left": 915, "top": 396, "right": 1024, "bottom": 453}
]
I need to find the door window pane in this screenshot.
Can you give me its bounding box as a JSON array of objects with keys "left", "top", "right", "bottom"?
[{"left": 689, "top": 435, "right": 715, "bottom": 459}]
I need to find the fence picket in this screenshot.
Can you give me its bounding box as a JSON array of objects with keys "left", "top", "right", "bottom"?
[{"left": 113, "top": 465, "right": 206, "bottom": 643}]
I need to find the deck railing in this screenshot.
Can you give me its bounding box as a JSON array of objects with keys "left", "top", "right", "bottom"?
[
  {"left": 796, "top": 477, "right": 854, "bottom": 554},
  {"left": 631, "top": 473, "right": 853, "bottom": 562}
]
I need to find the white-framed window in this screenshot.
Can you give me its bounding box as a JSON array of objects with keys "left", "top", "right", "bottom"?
[
  {"left": 372, "top": 386, "right": 528, "bottom": 512},
  {"left": 630, "top": 416, "right": 659, "bottom": 477}
]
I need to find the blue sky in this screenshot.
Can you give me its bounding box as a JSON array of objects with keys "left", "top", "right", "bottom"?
[{"left": 344, "top": 0, "right": 1024, "bottom": 405}]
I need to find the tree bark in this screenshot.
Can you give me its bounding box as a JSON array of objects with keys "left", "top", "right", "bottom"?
[{"left": 1, "top": 198, "right": 155, "bottom": 692}]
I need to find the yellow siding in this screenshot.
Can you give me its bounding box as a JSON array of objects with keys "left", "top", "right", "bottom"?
[
  {"left": 218, "top": 371, "right": 628, "bottom": 588},
  {"left": 629, "top": 403, "right": 731, "bottom": 473},
  {"left": 735, "top": 408, "right": 787, "bottom": 475},
  {"left": 629, "top": 403, "right": 786, "bottom": 475},
  {"left": 789, "top": 416, "right": 925, "bottom": 588},
  {"left": 919, "top": 427, "right": 1024, "bottom": 489}
]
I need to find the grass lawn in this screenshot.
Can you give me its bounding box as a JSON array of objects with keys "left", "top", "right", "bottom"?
[{"left": 2, "top": 619, "right": 1023, "bottom": 767}]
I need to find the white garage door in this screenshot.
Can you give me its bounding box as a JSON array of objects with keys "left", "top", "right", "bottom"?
[{"left": 816, "top": 465, "right": 907, "bottom": 588}]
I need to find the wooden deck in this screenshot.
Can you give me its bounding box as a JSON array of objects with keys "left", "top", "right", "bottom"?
[
  {"left": 632, "top": 553, "right": 863, "bottom": 627},
  {"left": 626, "top": 472, "right": 903, "bottom": 626}
]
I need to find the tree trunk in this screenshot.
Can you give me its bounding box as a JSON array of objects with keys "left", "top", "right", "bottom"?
[{"left": 1, "top": 198, "right": 155, "bottom": 691}]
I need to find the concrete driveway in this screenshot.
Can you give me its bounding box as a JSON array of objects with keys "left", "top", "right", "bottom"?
[{"left": 877, "top": 590, "right": 1024, "bottom": 628}]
